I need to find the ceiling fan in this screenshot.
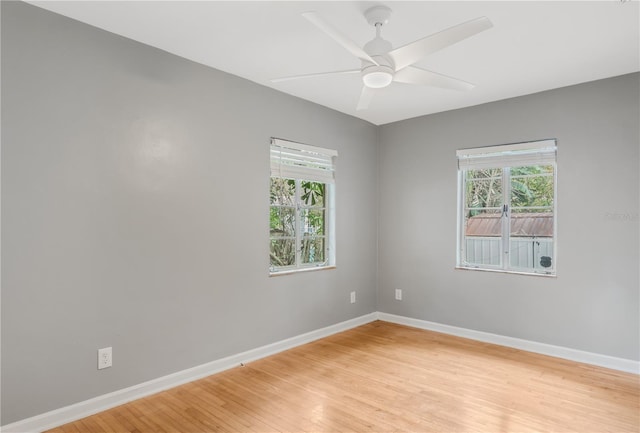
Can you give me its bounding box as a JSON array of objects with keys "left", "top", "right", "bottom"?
[{"left": 272, "top": 6, "right": 493, "bottom": 110}]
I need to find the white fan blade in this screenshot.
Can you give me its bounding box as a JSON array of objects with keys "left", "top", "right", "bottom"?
[
  {"left": 271, "top": 69, "right": 360, "bottom": 83},
  {"left": 394, "top": 66, "right": 475, "bottom": 91},
  {"left": 356, "top": 86, "right": 375, "bottom": 111},
  {"left": 389, "top": 16, "right": 493, "bottom": 71},
  {"left": 303, "top": 12, "right": 378, "bottom": 65}
]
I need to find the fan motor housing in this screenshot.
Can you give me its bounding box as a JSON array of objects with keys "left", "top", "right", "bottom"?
[{"left": 364, "top": 37, "right": 392, "bottom": 57}]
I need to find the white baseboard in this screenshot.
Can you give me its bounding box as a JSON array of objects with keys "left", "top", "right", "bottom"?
[
  {"left": 376, "top": 312, "right": 640, "bottom": 375},
  {"left": 1, "top": 313, "right": 378, "bottom": 433}
]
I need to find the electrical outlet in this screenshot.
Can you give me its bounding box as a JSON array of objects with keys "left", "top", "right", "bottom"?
[
  {"left": 350, "top": 291, "right": 356, "bottom": 304},
  {"left": 395, "top": 289, "right": 402, "bottom": 301},
  {"left": 98, "top": 347, "right": 112, "bottom": 370}
]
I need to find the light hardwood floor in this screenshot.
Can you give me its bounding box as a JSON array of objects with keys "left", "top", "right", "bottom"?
[{"left": 48, "top": 321, "right": 639, "bottom": 433}]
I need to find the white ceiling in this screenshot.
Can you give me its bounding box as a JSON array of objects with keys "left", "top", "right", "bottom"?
[{"left": 29, "top": 1, "right": 639, "bottom": 125}]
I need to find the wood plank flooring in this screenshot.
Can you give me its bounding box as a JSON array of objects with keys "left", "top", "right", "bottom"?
[{"left": 47, "top": 321, "right": 639, "bottom": 433}]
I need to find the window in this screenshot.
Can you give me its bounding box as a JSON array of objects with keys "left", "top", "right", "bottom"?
[
  {"left": 270, "top": 138, "right": 337, "bottom": 274},
  {"left": 456, "top": 139, "right": 557, "bottom": 275}
]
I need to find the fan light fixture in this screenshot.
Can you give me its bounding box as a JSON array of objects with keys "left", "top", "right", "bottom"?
[
  {"left": 362, "top": 65, "right": 394, "bottom": 88},
  {"left": 363, "top": 70, "right": 393, "bottom": 88}
]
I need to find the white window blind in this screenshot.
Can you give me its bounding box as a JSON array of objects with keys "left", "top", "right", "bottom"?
[
  {"left": 270, "top": 138, "right": 338, "bottom": 184},
  {"left": 457, "top": 139, "right": 557, "bottom": 170}
]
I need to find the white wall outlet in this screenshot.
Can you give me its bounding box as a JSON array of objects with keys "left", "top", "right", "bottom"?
[
  {"left": 350, "top": 291, "right": 356, "bottom": 304},
  {"left": 98, "top": 347, "right": 112, "bottom": 370},
  {"left": 395, "top": 288, "right": 402, "bottom": 301}
]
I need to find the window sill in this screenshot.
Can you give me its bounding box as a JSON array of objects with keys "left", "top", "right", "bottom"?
[
  {"left": 269, "top": 265, "right": 336, "bottom": 277},
  {"left": 455, "top": 266, "right": 556, "bottom": 278}
]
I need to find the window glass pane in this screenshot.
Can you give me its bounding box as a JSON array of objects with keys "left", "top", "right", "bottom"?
[
  {"left": 300, "top": 181, "right": 325, "bottom": 207},
  {"left": 270, "top": 207, "right": 296, "bottom": 237},
  {"left": 270, "top": 239, "right": 296, "bottom": 268},
  {"left": 510, "top": 237, "right": 554, "bottom": 271},
  {"left": 270, "top": 177, "right": 295, "bottom": 206},
  {"left": 465, "top": 168, "right": 503, "bottom": 210},
  {"left": 509, "top": 165, "right": 554, "bottom": 272},
  {"left": 301, "top": 237, "right": 325, "bottom": 264},
  {"left": 301, "top": 208, "right": 325, "bottom": 236},
  {"left": 270, "top": 175, "right": 333, "bottom": 273},
  {"left": 509, "top": 211, "right": 553, "bottom": 272},
  {"left": 464, "top": 209, "right": 502, "bottom": 266},
  {"left": 510, "top": 165, "right": 554, "bottom": 211},
  {"left": 510, "top": 213, "right": 553, "bottom": 237}
]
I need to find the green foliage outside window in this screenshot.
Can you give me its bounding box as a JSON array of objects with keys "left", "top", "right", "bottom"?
[
  {"left": 465, "top": 165, "right": 554, "bottom": 217},
  {"left": 270, "top": 178, "right": 327, "bottom": 270}
]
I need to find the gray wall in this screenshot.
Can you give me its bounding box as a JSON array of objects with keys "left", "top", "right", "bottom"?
[
  {"left": 378, "top": 73, "right": 640, "bottom": 361},
  {"left": 1, "top": 2, "right": 378, "bottom": 424}
]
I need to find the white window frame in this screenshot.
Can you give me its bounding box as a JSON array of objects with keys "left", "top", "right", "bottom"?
[
  {"left": 270, "top": 138, "right": 337, "bottom": 275},
  {"left": 456, "top": 139, "right": 557, "bottom": 276}
]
